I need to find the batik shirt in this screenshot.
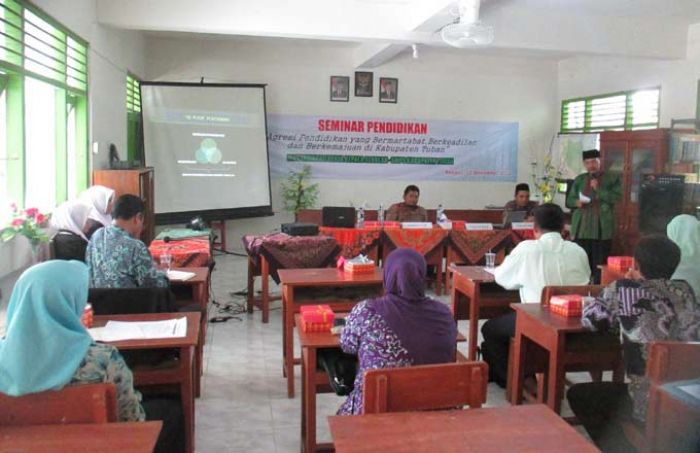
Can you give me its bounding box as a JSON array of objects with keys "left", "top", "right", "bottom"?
[
  {"left": 337, "top": 300, "right": 413, "bottom": 415},
  {"left": 69, "top": 343, "right": 145, "bottom": 422},
  {"left": 582, "top": 278, "right": 700, "bottom": 422},
  {"left": 86, "top": 226, "right": 168, "bottom": 288}
]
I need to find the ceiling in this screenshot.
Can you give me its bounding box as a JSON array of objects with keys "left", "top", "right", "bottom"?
[{"left": 97, "top": 0, "right": 700, "bottom": 67}]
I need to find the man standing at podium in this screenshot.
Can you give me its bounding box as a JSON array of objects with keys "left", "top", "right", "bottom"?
[
  {"left": 385, "top": 185, "right": 428, "bottom": 222},
  {"left": 566, "top": 149, "right": 622, "bottom": 283}
]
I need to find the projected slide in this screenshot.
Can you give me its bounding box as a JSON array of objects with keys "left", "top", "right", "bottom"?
[{"left": 142, "top": 84, "right": 272, "bottom": 219}]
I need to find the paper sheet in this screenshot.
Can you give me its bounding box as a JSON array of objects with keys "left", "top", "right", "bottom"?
[
  {"left": 679, "top": 384, "right": 700, "bottom": 400},
  {"left": 89, "top": 317, "right": 187, "bottom": 342},
  {"left": 167, "top": 270, "right": 196, "bottom": 281},
  {"left": 579, "top": 191, "right": 591, "bottom": 203}
]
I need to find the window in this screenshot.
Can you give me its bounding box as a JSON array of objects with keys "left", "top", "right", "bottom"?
[
  {"left": 126, "top": 73, "right": 143, "bottom": 162},
  {"left": 561, "top": 87, "right": 660, "bottom": 133},
  {"left": 0, "top": 0, "right": 88, "bottom": 213}
]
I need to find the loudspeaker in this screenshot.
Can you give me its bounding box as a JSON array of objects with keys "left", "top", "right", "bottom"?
[
  {"left": 281, "top": 222, "right": 319, "bottom": 236},
  {"left": 639, "top": 174, "right": 685, "bottom": 235}
]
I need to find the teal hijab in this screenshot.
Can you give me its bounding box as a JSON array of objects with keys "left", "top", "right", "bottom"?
[
  {"left": 667, "top": 214, "right": 700, "bottom": 297},
  {"left": 0, "top": 260, "right": 92, "bottom": 396}
]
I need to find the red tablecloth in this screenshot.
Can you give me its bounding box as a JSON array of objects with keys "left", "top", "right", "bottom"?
[
  {"left": 381, "top": 228, "right": 449, "bottom": 257},
  {"left": 149, "top": 237, "right": 211, "bottom": 267},
  {"left": 318, "top": 227, "right": 381, "bottom": 258},
  {"left": 241, "top": 233, "right": 340, "bottom": 283},
  {"left": 448, "top": 229, "right": 512, "bottom": 264}
]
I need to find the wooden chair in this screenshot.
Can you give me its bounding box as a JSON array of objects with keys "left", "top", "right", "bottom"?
[
  {"left": 0, "top": 383, "right": 117, "bottom": 425},
  {"left": 362, "top": 362, "right": 488, "bottom": 414},
  {"left": 507, "top": 285, "right": 624, "bottom": 404},
  {"left": 624, "top": 341, "right": 700, "bottom": 452}
]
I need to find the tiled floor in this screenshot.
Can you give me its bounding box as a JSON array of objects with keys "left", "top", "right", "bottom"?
[{"left": 197, "top": 252, "right": 583, "bottom": 452}]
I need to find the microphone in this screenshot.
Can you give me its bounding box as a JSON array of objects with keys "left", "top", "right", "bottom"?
[{"left": 163, "top": 236, "right": 171, "bottom": 244}]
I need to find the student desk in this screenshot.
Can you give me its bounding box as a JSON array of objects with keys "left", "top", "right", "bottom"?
[
  {"left": 328, "top": 405, "right": 598, "bottom": 453},
  {"left": 650, "top": 379, "right": 700, "bottom": 451},
  {"left": 94, "top": 312, "right": 200, "bottom": 453},
  {"left": 0, "top": 422, "right": 162, "bottom": 453},
  {"left": 450, "top": 265, "right": 519, "bottom": 360},
  {"left": 298, "top": 314, "right": 341, "bottom": 453},
  {"left": 510, "top": 304, "right": 623, "bottom": 414},
  {"left": 279, "top": 268, "right": 383, "bottom": 398},
  {"left": 169, "top": 265, "right": 210, "bottom": 397}
]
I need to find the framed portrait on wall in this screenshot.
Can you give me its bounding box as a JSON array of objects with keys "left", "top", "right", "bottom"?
[
  {"left": 330, "top": 76, "right": 349, "bottom": 102},
  {"left": 379, "top": 77, "right": 398, "bottom": 103},
  {"left": 354, "top": 71, "right": 373, "bottom": 97}
]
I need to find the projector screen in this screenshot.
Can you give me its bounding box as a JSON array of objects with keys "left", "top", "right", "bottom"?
[{"left": 141, "top": 82, "right": 273, "bottom": 224}]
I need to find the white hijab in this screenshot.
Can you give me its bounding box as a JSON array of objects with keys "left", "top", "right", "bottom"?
[
  {"left": 49, "top": 200, "right": 92, "bottom": 240},
  {"left": 79, "top": 185, "right": 115, "bottom": 227},
  {"left": 667, "top": 214, "right": 700, "bottom": 297}
]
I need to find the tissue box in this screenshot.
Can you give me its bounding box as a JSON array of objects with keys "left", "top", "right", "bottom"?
[
  {"left": 549, "top": 295, "right": 582, "bottom": 317},
  {"left": 300, "top": 305, "right": 335, "bottom": 333},
  {"left": 345, "top": 259, "right": 376, "bottom": 274},
  {"left": 608, "top": 256, "right": 634, "bottom": 271}
]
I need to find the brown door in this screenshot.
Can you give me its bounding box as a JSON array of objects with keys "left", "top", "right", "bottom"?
[{"left": 627, "top": 140, "right": 659, "bottom": 253}]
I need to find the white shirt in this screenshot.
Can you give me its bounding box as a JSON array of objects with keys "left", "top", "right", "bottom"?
[{"left": 494, "top": 232, "right": 591, "bottom": 303}]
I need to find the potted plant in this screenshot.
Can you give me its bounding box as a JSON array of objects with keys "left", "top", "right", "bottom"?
[
  {"left": 1, "top": 204, "right": 51, "bottom": 250},
  {"left": 280, "top": 165, "right": 319, "bottom": 220}
]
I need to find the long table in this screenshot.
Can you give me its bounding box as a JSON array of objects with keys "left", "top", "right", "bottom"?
[
  {"left": 94, "top": 312, "right": 200, "bottom": 453},
  {"left": 279, "top": 268, "right": 383, "bottom": 398},
  {"left": 328, "top": 405, "right": 598, "bottom": 452},
  {"left": 0, "top": 422, "right": 163, "bottom": 453}
]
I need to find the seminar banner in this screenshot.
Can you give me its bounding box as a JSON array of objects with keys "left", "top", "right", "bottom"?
[{"left": 267, "top": 114, "right": 518, "bottom": 181}]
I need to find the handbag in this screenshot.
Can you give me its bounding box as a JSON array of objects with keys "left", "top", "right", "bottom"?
[{"left": 317, "top": 349, "right": 358, "bottom": 396}]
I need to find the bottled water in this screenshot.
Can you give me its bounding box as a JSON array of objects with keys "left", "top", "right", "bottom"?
[
  {"left": 377, "top": 203, "right": 384, "bottom": 225},
  {"left": 437, "top": 204, "right": 447, "bottom": 223},
  {"left": 356, "top": 206, "right": 365, "bottom": 229}
]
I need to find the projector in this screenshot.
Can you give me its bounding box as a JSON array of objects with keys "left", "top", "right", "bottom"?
[{"left": 281, "top": 222, "right": 319, "bottom": 236}]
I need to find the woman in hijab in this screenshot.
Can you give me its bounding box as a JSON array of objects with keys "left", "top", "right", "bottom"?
[
  {"left": 0, "top": 261, "right": 183, "bottom": 453},
  {"left": 49, "top": 200, "right": 92, "bottom": 261},
  {"left": 337, "top": 248, "right": 457, "bottom": 415},
  {"left": 667, "top": 214, "right": 700, "bottom": 296},
  {"left": 80, "top": 185, "right": 116, "bottom": 239}
]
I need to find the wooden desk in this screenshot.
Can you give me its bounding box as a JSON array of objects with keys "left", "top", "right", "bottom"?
[
  {"left": 510, "top": 304, "right": 622, "bottom": 414},
  {"left": 650, "top": 379, "right": 700, "bottom": 452},
  {"left": 0, "top": 422, "right": 162, "bottom": 453},
  {"left": 328, "top": 405, "right": 598, "bottom": 453},
  {"left": 94, "top": 312, "right": 200, "bottom": 453},
  {"left": 279, "top": 268, "right": 383, "bottom": 398},
  {"left": 298, "top": 314, "right": 341, "bottom": 453},
  {"left": 169, "top": 266, "right": 210, "bottom": 398},
  {"left": 450, "top": 265, "right": 519, "bottom": 360},
  {"left": 598, "top": 265, "right": 626, "bottom": 285}
]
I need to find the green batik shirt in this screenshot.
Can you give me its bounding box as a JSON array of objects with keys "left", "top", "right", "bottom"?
[
  {"left": 70, "top": 343, "right": 146, "bottom": 422},
  {"left": 566, "top": 171, "right": 622, "bottom": 240},
  {"left": 86, "top": 225, "right": 168, "bottom": 288}
]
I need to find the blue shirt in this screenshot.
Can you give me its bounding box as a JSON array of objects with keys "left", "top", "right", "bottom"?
[{"left": 86, "top": 226, "right": 168, "bottom": 288}]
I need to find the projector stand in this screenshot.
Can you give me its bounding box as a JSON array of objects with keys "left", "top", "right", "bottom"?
[{"left": 210, "top": 220, "right": 227, "bottom": 252}]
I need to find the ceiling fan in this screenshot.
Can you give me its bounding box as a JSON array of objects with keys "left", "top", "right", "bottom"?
[{"left": 441, "top": 0, "right": 494, "bottom": 47}]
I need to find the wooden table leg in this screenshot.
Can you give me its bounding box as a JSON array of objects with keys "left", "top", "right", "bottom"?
[
  {"left": 195, "top": 280, "right": 206, "bottom": 398},
  {"left": 261, "top": 256, "right": 270, "bottom": 324},
  {"left": 546, "top": 333, "right": 566, "bottom": 414},
  {"left": 467, "top": 281, "right": 479, "bottom": 361},
  {"left": 180, "top": 345, "right": 195, "bottom": 453},
  {"left": 510, "top": 316, "right": 526, "bottom": 406},
  {"left": 283, "top": 285, "right": 295, "bottom": 398},
  {"left": 246, "top": 258, "right": 255, "bottom": 314},
  {"left": 301, "top": 344, "right": 317, "bottom": 453}
]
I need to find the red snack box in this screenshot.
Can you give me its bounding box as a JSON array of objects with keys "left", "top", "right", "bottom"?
[
  {"left": 608, "top": 256, "right": 634, "bottom": 271},
  {"left": 300, "top": 305, "right": 335, "bottom": 333},
  {"left": 345, "top": 260, "right": 376, "bottom": 274},
  {"left": 549, "top": 295, "right": 582, "bottom": 317},
  {"left": 450, "top": 221, "right": 466, "bottom": 229}
]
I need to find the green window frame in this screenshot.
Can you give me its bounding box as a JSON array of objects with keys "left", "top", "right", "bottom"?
[
  {"left": 126, "top": 73, "right": 142, "bottom": 162},
  {"left": 0, "top": 0, "right": 88, "bottom": 209},
  {"left": 560, "top": 87, "right": 661, "bottom": 133}
]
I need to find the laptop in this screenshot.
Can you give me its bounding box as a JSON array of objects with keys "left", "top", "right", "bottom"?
[
  {"left": 503, "top": 210, "right": 527, "bottom": 226},
  {"left": 322, "top": 206, "right": 356, "bottom": 228}
]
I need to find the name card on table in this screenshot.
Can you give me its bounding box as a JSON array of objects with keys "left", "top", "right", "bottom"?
[
  {"left": 401, "top": 222, "right": 434, "bottom": 229},
  {"left": 465, "top": 223, "right": 493, "bottom": 231},
  {"left": 511, "top": 222, "right": 534, "bottom": 230}
]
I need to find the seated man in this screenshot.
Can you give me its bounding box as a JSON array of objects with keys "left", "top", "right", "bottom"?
[
  {"left": 567, "top": 235, "right": 700, "bottom": 453},
  {"left": 481, "top": 203, "right": 590, "bottom": 387},
  {"left": 502, "top": 183, "right": 538, "bottom": 223},
  {"left": 385, "top": 185, "right": 428, "bottom": 222},
  {"left": 86, "top": 194, "right": 168, "bottom": 289}
]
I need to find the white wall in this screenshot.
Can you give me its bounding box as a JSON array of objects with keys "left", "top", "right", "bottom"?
[
  {"left": 145, "top": 35, "right": 560, "bottom": 249},
  {"left": 0, "top": 0, "right": 146, "bottom": 324},
  {"left": 558, "top": 24, "right": 700, "bottom": 126}
]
